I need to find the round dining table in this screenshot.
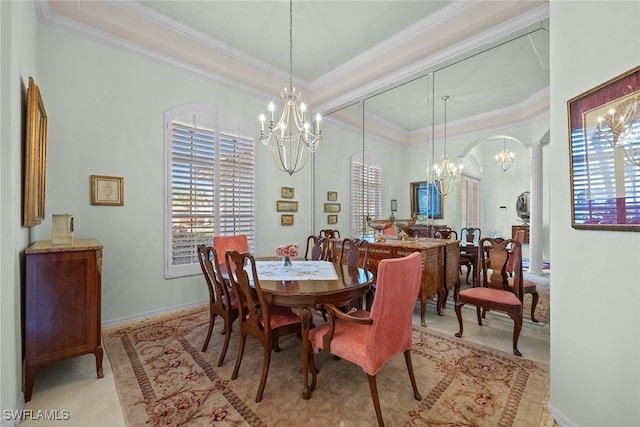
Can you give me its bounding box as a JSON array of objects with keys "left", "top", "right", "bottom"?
[{"left": 253, "top": 259, "right": 374, "bottom": 399}]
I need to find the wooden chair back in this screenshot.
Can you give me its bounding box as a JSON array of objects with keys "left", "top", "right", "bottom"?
[
  {"left": 460, "top": 227, "right": 481, "bottom": 246},
  {"left": 435, "top": 227, "right": 458, "bottom": 240},
  {"left": 337, "top": 238, "right": 369, "bottom": 268},
  {"left": 304, "top": 235, "right": 329, "bottom": 261}
]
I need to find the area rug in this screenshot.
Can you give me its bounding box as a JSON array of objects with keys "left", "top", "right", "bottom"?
[{"left": 103, "top": 306, "right": 551, "bottom": 426}]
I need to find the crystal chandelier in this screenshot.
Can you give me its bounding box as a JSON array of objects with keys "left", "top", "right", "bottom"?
[
  {"left": 495, "top": 138, "right": 515, "bottom": 171},
  {"left": 595, "top": 95, "right": 640, "bottom": 167},
  {"left": 258, "top": 0, "right": 322, "bottom": 176},
  {"left": 433, "top": 95, "right": 462, "bottom": 196}
]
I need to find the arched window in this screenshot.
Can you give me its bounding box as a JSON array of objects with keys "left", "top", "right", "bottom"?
[{"left": 164, "top": 103, "right": 255, "bottom": 278}]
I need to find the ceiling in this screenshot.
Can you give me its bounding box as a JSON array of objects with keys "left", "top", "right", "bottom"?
[{"left": 39, "top": 1, "right": 550, "bottom": 140}]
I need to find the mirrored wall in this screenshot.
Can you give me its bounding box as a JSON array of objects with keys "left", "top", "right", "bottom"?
[{"left": 313, "top": 20, "right": 549, "bottom": 237}]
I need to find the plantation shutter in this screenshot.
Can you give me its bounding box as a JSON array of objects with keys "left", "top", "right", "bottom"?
[
  {"left": 351, "top": 160, "right": 382, "bottom": 236},
  {"left": 170, "top": 123, "right": 216, "bottom": 268}
]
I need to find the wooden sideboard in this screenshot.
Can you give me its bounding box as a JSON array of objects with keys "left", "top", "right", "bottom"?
[
  {"left": 332, "top": 237, "right": 460, "bottom": 326},
  {"left": 24, "top": 239, "right": 104, "bottom": 401}
]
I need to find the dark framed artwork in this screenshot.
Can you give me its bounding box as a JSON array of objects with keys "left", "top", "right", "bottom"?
[
  {"left": 567, "top": 65, "right": 640, "bottom": 231},
  {"left": 23, "top": 76, "right": 48, "bottom": 226}
]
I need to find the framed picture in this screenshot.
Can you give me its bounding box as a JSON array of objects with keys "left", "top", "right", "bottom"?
[
  {"left": 327, "top": 214, "right": 338, "bottom": 225},
  {"left": 281, "top": 214, "right": 294, "bottom": 226},
  {"left": 567, "top": 65, "right": 640, "bottom": 231},
  {"left": 327, "top": 191, "right": 338, "bottom": 201},
  {"left": 23, "top": 76, "right": 48, "bottom": 227},
  {"left": 91, "top": 175, "right": 124, "bottom": 206},
  {"left": 281, "top": 187, "right": 294, "bottom": 199},
  {"left": 276, "top": 200, "right": 298, "bottom": 212},
  {"left": 324, "top": 203, "right": 341, "bottom": 213}
]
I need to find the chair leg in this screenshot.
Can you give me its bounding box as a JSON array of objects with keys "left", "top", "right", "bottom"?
[
  {"left": 366, "top": 374, "right": 385, "bottom": 427},
  {"left": 454, "top": 301, "right": 465, "bottom": 338},
  {"left": 201, "top": 311, "right": 216, "bottom": 352},
  {"left": 508, "top": 312, "right": 523, "bottom": 357},
  {"left": 476, "top": 306, "right": 483, "bottom": 326},
  {"left": 403, "top": 350, "right": 422, "bottom": 401},
  {"left": 530, "top": 291, "right": 540, "bottom": 323},
  {"left": 255, "top": 346, "right": 272, "bottom": 403},
  {"left": 217, "top": 318, "right": 232, "bottom": 367},
  {"left": 231, "top": 334, "right": 246, "bottom": 380}
]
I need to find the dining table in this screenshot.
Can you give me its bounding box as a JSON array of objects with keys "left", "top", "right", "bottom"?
[{"left": 248, "top": 258, "right": 374, "bottom": 399}]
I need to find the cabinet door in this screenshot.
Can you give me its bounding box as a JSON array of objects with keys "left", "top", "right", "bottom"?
[{"left": 26, "top": 250, "right": 99, "bottom": 363}]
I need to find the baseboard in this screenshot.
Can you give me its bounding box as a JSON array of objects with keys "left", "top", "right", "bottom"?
[
  {"left": 1, "top": 393, "right": 25, "bottom": 427},
  {"left": 547, "top": 402, "right": 577, "bottom": 427},
  {"left": 101, "top": 299, "right": 208, "bottom": 329}
]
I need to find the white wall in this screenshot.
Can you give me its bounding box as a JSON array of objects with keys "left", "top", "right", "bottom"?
[
  {"left": 549, "top": 1, "right": 640, "bottom": 426},
  {"left": 0, "top": 0, "right": 39, "bottom": 415}
]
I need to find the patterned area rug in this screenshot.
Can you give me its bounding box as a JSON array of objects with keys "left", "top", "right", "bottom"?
[{"left": 103, "top": 307, "right": 551, "bottom": 426}]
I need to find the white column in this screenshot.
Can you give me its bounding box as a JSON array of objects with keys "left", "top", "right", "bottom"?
[{"left": 528, "top": 142, "right": 544, "bottom": 274}]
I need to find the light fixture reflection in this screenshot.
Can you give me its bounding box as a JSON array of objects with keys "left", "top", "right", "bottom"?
[{"left": 434, "top": 95, "right": 462, "bottom": 196}]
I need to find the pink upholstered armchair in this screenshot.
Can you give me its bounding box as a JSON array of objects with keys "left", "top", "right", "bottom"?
[
  {"left": 213, "top": 234, "right": 249, "bottom": 273},
  {"left": 308, "top": 252, "right": 423, "bottom": 427}
]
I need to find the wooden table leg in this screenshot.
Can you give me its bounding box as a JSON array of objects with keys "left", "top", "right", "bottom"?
[{"left": 300, "top": 307, "right": 314, "bottom": 399}]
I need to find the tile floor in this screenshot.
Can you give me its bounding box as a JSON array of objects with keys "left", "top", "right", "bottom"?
[{"left": 17, "top": 289, "right": 550, "bottom": 427}]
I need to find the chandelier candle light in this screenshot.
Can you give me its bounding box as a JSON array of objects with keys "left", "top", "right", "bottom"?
[
  {"left": 495, "top": 138, "right": 515, "bottom": 172},
  {"left": 259, "top": 0, "right": 322, "bottom": 176},
  {"left": 434, "top": 95, "right": 462, "bottom": 196}
]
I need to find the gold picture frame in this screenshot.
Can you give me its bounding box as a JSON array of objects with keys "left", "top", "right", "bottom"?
[
  {"left": 327, "top": 214, "right": 338, "bottom": 225},
  {"left": 324, "top": 203, "right": 341, "bottom": 213},
  {"left": 281, "top": 187, "right": 294, "bottom": 199},
  {"left": 276, "top": 200, "right": 298, "bottom": 212},
  {"left": 281, "top": 214, "right": 294, "bottom": 226},
  {"left": 91, "top": 175, "right": 124, "bottom": 206},
  {"left": 327, "top": 191, "right": 338, "bottom": 201},
  {"left": 23, "top": 76, "right": 48, "bottom": 227}
]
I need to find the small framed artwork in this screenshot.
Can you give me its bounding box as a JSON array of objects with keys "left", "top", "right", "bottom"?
[
  {"left": 324, "top": 203, "right": 341, "bottom": 213},
  {"left": 281, "top": 214, "right": 294, "bottom": 226},
  {"left": 390, "top": 199, "right": 398, "bottom": 212},
  {"left": 276, "top": 200, "right": 298, "bottom": 212},
  {"left": 327, "top": 214, "right": 338, "bottom": 225},
  {"left": 567, "top": 65, "right": 640, "bottom": 231},
  {"left": 281, "top": 187, "right": 294, "bottom": 199},
  {"left": 327, "top": 191, "right": 338, "bottom": 201},
  {"left": 91, "top": 175, "right": 124, "bottom": 206}
]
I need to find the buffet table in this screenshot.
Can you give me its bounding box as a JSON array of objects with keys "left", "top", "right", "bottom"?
[{"left": 332, "top": 237, "right": 460, "bottom": 326}]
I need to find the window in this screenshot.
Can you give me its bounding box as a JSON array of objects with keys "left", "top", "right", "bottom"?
[
  {"left": 410, "top": 181, "right": 443, "bottom": 219},
  {"left": 165, "top": 104, "right": 255, "bottom": 278},
  {"left": 351, "top": 152, "right": 382, "bottom": 236}
]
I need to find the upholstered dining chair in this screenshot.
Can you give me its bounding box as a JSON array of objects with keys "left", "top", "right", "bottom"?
[
  {"left": 336, "top": 238, "right": 370, "bottom": 311},
  {"left": 213, "top": 234, "right": 249, "bottom": 273},
  {"left": 455, "top": 237, "right": 524, "bottom": 356},
  {"left": 224, "top": 250, "right": 301, "bottom": 403},
  {"left": 505, "top": 229, "right": 539, "bottom": 322},
  {"left": 308, "top": 252, "right": 423, "bottom": 427},
  {"left": 196, "top": 245, "right": 239, "bottom": 366},
  {"left": 459, "top": 227, "right": 481, "bottom": 285},
  {"left": 304, "top": 235, "right": 329, "bottom": 261}
]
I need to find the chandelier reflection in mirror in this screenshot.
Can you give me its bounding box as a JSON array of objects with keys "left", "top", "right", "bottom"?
[
  {"left": 434, "top": 95, "right": 462, "bottom": 196},
  {"left": 495, "top": 138, "right": 515, "bottom": 172},
  {"left": 258, "top": 0, "right": 322, "bottom": 176},
  {"left": 595, "top": 95, "right": 640, "bottom": 167}
]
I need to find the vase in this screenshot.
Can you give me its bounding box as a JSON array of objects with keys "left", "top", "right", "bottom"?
[{"left": 283, "top": 256, "right": 292, "bottom": 267}]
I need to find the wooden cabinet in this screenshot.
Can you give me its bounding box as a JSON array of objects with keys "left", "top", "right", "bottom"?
[
  {"left": 512, "top": 225, "right": 530, "bottom": 243},
  {"left": 24, "top": 239, "right": 103, "bottom": 401},
  {"left": 332, "top": 237, "right": 459, "bottom": 327}
]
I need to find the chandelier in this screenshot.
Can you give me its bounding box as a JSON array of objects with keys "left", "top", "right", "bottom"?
[
  {"left": 434, "top": 95, "right": 462, "bottom": 196},
  {"left": 495, "top": 138, "right": 515, "bottom": 171},
  {"left": 258, "top": 0, "right": 322, "bottom": 176},
  {"left": 595, "top": 95, "right": 640, "bottom": 167}
]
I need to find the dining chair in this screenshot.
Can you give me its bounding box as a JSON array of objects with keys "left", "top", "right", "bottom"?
[
  {"left": 459, "top": 227, "right": 481, "bottom": 285},
  {"left": 213, "top": 234, "right": 249, "bottom": 272},
  {"left": 455, "top": 237, "right": 524, "bottom": 356},
  {"left": 319, "top": 229, "right": 340, "bottom": 239},
  {"left": 308, "top": 252, "right": 423, "bottom": 427},
  {"left": 304, "top": 234, "right": 329, "bottom": 261},
  {"left": 224, "top": 250, "right": 301, "bottom": 403},
  {"left": 505, "top": 229, "right": 539, "bottom": 322},
  {"left": 434, "top": 227, "right": 458, "bottom": 240},
  {"left": 336, "top": 238, "right": 370, "bottom": 311},
  {"left": 196, "top": 245, "right": 239, "bottom": 366}
]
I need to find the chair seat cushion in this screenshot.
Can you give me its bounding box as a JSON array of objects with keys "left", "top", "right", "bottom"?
[
  {"left": 507, "top": 277, "right": 537, "bottom": 294},
  {"left": 266, "top": 304, "right": 300, "bottom": 329},
  {"left": 458, "top": 287, "right": 521, "bottom": 306}
]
